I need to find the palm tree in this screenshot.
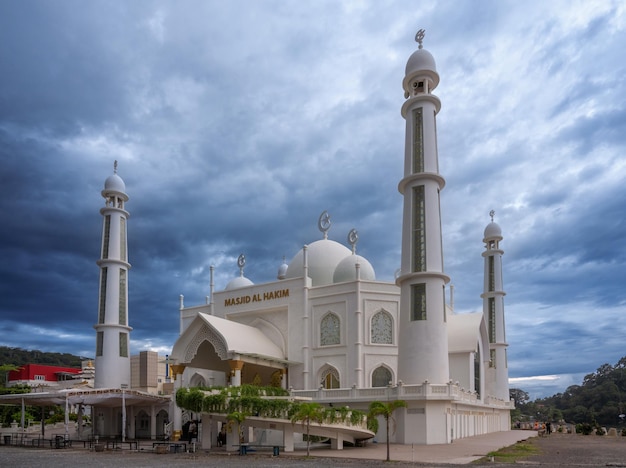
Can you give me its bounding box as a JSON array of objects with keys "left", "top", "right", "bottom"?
[
  {"left": 226, "top": 411, "right": 247, "bottom": 450},
  {"left": 0, "top": 364, "right": 20, "bottom": 387},
  {"left": 368, "top": 400, "right": 407, "bottom": 461},
  {"left": 290, "top": 402, "right": 325, "bottom": 456}
]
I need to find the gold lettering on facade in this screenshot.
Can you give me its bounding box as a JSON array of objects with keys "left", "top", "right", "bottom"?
[{"left": 224, "top": 289, "right": 289, "bottom": 307}]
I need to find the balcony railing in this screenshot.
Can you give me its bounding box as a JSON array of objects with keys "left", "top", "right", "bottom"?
[{"left": 290, "top": 382, "right": 513, "bottom": 408}]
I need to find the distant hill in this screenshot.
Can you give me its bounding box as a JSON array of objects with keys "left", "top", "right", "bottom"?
[
  {"left": 0, "top": 346, "right": 89, "bottom": 369},
  {"left": 512, "top": 356, "right": 626, "bottom": 428}
]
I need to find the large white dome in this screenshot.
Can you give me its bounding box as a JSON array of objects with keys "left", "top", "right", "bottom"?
[
  {"left": 285, "top": 239, "right": 351, "bottom": 287},
  {"left": 224, "top": 275, "right": 254, "bottom": 290},
  {"left": 333, "top": 254, "right": 376, "bottom": 283}
]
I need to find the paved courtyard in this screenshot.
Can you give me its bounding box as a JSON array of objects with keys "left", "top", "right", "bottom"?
[{"left": 1, "top": 431, "right": 625, "bottom": 467}]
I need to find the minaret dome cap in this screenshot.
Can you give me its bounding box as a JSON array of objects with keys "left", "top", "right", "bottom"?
[
  {"left": 405, "top": 48, "right": 437, "bottom": 76},
  {"left": 484, "top": 221, "right": 502, "bottom": 240},
  {"left": 104, "top": 173, "right": 126, "bottom": 193},
  {"left": 404, "top": 30, "right": 440, "bottom": 92},
  {"left": 103, "top": 161, "right": 127, "bottom": 195}
]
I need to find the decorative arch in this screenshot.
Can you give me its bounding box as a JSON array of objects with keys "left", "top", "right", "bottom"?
[
  {"left": 135, "top": 409, "right": 150, "bottom": 438},
  {"left": 320, "top": 312, "right": 341, "bottom": 346},
  {"left": 184, "top": 323, "right": 227, "bottom": 362},
  {"left": 371, "top": 365, "right": 393, "bottom": 387},
  {"left": 189, "top": 372, "right": 207, "bottom": 388},
  {"left": 156, "top": 409, "right": 169, "bottom": 438},
  {"left": 370, "top": 309, "right": 393, "bottom": 344},
  {"left": 319, "top": 365, "right": 340, "bottom": 389},
  {"left": 270, "top": 370, "right": 282, "bottom": 388}
]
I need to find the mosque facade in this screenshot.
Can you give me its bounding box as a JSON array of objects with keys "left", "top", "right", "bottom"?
[{"left": 168, "top": 32, "right": 512, "bottom": 446}]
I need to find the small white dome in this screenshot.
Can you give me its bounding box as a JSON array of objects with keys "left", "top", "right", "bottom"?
[
  {"left": 405, "top": 48, "right": 437, "bottom": 76},
  {"left": 104, "top": 173, "right": 126, "bottom": 193},
  {"left": 484, "top": 222, "right": 502, "bottom": 240},
  {"left": 285, "top": 239, "right": 352, "bottom": 287},
  {"left": 277, "top": 260, "right": 288, "bottom": 280},
  {"left": 224, "top": 275, "right": 254, "bottom": 291},
  {"left": 333, "top": 254, "right": 376, "bottom": 283}
]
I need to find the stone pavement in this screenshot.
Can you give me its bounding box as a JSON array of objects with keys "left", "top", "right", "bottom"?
[
  {"left": 284, "top": 429, "right": 538, "bottom": 464},
  {"left": 0, "top": 430, "right": 538, "bottom": 467}
]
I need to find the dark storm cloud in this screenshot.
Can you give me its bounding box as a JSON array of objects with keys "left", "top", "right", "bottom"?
[{"left": 1, "top": 0, "right": 625, "bottom": 399}]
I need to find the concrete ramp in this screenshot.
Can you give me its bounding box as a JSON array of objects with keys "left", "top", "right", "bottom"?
[{"left": 204, "top": 413, "right": 374, "bottom": 451}]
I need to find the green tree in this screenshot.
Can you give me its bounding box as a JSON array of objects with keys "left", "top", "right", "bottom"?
[
  {"left": 0, "top": 364, "right": 20, "bottom": 387},
  {"left": 368, "top": 400, "right": 407, "bottom": 462},
  {"left": 509, "top": 388, "right": 530, "bottom": 409},
  {"left": 290, "top": 402, "right": 324, "bottom": 457},
  {"left": 226, "top": 411, "right": 247, "bottom": 446}
]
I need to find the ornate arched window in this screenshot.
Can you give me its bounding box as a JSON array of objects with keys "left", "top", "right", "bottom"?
[
  {"left": 372, "top": 366, "right": 392, "bottom": 387},
  {"left": 320, "top": 366, "right": 340, "bottom": 389},
  {"left": 320, "top": 312, "right": 340, "bottom": 346},
  {"left": 189, "top": 373, "right": 207, "bottom": 388},
  {"left": 371, "top": 310, "right": 393, "bottom": 344}
]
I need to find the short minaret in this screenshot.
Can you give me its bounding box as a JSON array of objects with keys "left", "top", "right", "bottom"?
[
  {"left": 94, "top": 161, "right": 132, "bottom": 389},
  {"left": 481, "top": 210, "right": 509, "bottom": 401},
  {"left": 397, "top": 30, "right": 450, "bottom": 385}
]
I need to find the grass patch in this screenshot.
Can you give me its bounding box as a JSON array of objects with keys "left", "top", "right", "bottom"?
[{"left": 474, "top": 439, "right": 540, "bottom": 464}]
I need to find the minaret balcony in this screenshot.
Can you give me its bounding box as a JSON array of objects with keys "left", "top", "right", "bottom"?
[
  {"left": 401, "top": 93, "right": 441, "bottom": 118},
  {"left": 398, "top": 172, "right": 445, "bottom": 193},
  {"left": 395, "top": 270, "right": 450, "bottom": 286}
]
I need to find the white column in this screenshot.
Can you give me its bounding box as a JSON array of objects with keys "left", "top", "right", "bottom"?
[
  {"left": 229, "top": 360, "right": 244, "bottom": 387},
  {"left": 201, "top": 414, "right": 214, "bottom": 449},
  {"left": 282, "top": 425, "right": 294, "bottom": 452},
  {"left": 170, "top": 364, "right": 186, "bottom": 439},
  {"left": 150, "top": 405, "right": 156, "bottom": 440}
]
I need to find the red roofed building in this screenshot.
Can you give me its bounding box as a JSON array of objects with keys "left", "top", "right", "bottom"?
[{"left": 8, "top": 364, "right": 81, "bottom": 389}]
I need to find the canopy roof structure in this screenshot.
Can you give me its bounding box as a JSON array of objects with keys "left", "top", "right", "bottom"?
[
  {"left": 0, "top": 388, "right": 170, "bottom": 408},
  {"left": 172, "top": 312, "right": 289, "bottom": 365}
]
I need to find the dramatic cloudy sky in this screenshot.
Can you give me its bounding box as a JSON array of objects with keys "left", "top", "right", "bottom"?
[{"left": 1, "top": 1, "right": 624, "bottom": 399}]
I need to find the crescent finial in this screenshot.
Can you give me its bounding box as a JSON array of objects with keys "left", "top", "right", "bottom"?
[
  {"left": 237, "top": 254, "right": 246, "bottom": 276},
  {"left": 318, "top": 211, "right": 331, "bottom": 239},
  {"left": 348, "top": 228, "right": 358, "bottom": 254},
  {"left": 415, "top": 29, "right": 425, "bottom": 49}
]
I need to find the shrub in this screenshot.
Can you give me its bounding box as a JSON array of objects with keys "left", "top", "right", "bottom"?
[{"left": 576, "top": 422, "right": 593, "bottom": 435}]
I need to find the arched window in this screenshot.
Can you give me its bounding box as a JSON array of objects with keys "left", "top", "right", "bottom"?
[
  {"left": 371, "top": 310, "right": 393, "bottom": 344},
  {"left": 372, "top": 366, "right": 392, "bottom": 387},
  {"left": 189, "top": 373, "right": 206, "bottom": 388},
  {"left": 320, "top": 366, "right": 340, "bottom": 389},
  {"left": 320, "top": 312, "right": 340, "bottom": 346}
]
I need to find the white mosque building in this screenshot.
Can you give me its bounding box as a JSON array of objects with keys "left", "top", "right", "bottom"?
[{"left": 168, "top": 31, "right": 513, "bottom": 446}]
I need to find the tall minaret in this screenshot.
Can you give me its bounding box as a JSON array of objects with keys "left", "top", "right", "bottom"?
[
  {"left": 482, "top": 210, "right": 509, "bottom": 401},
  {"left": 94, "top": 161, "right": 132, "bottom": 389},
  {"left": 397, "top": 30, "right": 450, "bottom": 385}
]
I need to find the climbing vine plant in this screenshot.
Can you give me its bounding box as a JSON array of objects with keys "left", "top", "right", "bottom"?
[{"left": 175, "top": 385, "right": 370, "bottom": 429}]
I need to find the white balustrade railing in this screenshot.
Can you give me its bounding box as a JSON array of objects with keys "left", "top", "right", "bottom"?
[{"left": 290, "top": 382, "right": 514, "bottom": 408}]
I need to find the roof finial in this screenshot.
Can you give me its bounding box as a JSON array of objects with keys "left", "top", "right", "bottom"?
[
  {"left": 348, "top": 229, "right": 358, "bottom": 254},
  {"left": 318, "top": 210, "right": 331, "bottom": 240},
  {"left": 489, "top": 210, "right": 495, "bottom": 222},
  {"left": 237, "top": 254, "right": 246, "bottom": 277},
  {"left": 114, "top": 160, "right": 118, "bottom": 174},
  {"left": 415, "top": 29, "right": 425, "bottom": 50}
]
